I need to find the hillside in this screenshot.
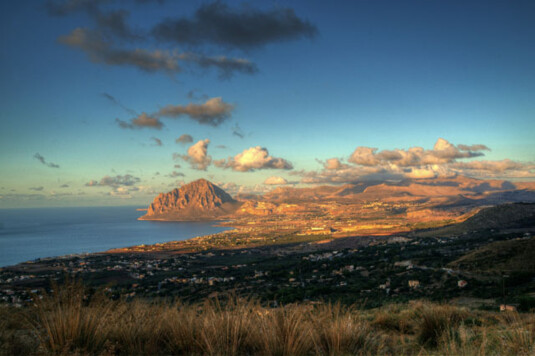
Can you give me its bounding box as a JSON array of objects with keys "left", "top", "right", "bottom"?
[
  {"left": 414, "top": 203, "right": 535, "bottom": 237},
  {"left": 449, "top": 236, "right": 535, "bottom": 273}
]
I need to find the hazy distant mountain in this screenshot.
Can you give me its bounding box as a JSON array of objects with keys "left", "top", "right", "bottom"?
[
  {"left": 260, "top": 176, "right": 535, "bottom": 205},
  {"left": 139, "top": 179, "right": 242, "bottom": 221},
  {"left": 415, "top": 203, "right": 535, "bottom": 237}
]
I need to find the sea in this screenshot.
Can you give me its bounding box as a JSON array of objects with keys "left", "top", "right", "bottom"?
[{"left": 0, "top": 206, "right": 229, "bottom": 268}]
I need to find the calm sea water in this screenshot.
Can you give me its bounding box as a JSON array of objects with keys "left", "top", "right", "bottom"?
[{"left": 0, "top": 206, "right": 229, "bottom": 267}]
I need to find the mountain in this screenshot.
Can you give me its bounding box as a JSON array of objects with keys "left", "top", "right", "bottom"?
[{"left": 139, "top": 179, "right": 242, "bottom": 221}]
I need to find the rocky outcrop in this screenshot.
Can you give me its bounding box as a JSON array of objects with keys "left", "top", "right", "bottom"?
[{"left": 139, "top": 179, "right": 242, "bottom": 221}]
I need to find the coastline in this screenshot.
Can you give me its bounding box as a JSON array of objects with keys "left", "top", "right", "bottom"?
[{"left": 0, "top": 206, "right": 230, "bottom": 268}]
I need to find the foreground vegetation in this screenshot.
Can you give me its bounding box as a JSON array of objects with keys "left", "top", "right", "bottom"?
[{"left": 1, "top": 280, "right": 534, "bottom": 355}]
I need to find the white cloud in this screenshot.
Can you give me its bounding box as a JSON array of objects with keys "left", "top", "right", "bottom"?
[
  {"left": 178, "top": 139, "right": 212, "bottom": 170},
  {"left": 264, "top": 176, "right": 289, "bottom": 185},
  {"left": 215, "top": 146, "right": 293, "bottom": 172}
]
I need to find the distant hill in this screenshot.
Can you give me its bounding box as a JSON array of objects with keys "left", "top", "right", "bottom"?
[
  {"left": 260, "top": 176, "right": 535, "bottom": 205},
  {"left": 449, "top": 236, "right": 535, "bottom": 273},
  {"left": 139, "top": 179, "right": 242, "bottom": 221},
  {"left": 415, "top": 203, "right": 535, "bottom": 237}
]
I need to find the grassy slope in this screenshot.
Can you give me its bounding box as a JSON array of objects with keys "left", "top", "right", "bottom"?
[
  {"left": 415, "top": 202, "right": 535, "bottom": 237},
  {"left": 1, "top": 280, "right": 534, "bottom": 356},
  {"left": 449, "top": 237, "right": 535, "bottom": 273}
]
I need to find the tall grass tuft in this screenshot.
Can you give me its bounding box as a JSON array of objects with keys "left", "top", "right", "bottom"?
[
  {"left": 196, "top": 295, "right": 257, "bottom": 355},
  {"left": 161, "top": 302, "right": 200, "bottom": 354},
  {"left": 311, "top": 302, "right": 385, "bottom": 356},
  {"left": 252, "top": 304, "right": 313, "bottom": 356},
  {"left": 29, "top": 278, "right": 115, "bottom": 354},
  {"left": 412, "top": 301, "right": 468, "bottom": 348}
]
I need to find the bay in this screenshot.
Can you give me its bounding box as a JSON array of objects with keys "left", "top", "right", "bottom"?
[{"left": 0, "top": 206, "right": 229, "bottom": 267}]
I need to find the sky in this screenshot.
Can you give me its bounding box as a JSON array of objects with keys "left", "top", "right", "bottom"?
[{"left": 0, "top": 0, "right": 534, "bottom": 208}]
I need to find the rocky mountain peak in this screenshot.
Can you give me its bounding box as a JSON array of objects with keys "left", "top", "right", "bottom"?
[{"left": 140, "top": 179, "right": 239, "bottom": 220}]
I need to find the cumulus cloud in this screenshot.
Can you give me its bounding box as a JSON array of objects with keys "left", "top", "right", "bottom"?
[
  {"left": 158, "top": 97, "right": 234, "bottom": 126},
  {"left": 85, "top": 174, "right": 141, "bottom": 197},
  {"left": 85, "top": 174, "right": 140, "bottom": 188},
  {"left": 167, "top": 171, "right": 185, "bottom": 177},
  {"left": 121, "top": 97, "right": 233, "bottom": 129},
  {"left": 176, "top": 134, "right": 193, "bottom": 144},
  {"left": 34, "top": 153, "right": 60, "bottom": 168},
  {"left": 320, "top": 158, "right": 350, "bottom": 170},
  {"left": 177, "top": 139, "right": 212, "bottom": 170},
  {"left": 300, "top": 138, "right": 535, "bottom": 184},
  {"left": 151, "top": 2, "right": 317, "bottom": 49},
  {"left": 179, "top": 53, "right": 258, "bottom": 79},
  {"left": 263, "top": 176, "right": 290, "bottom": 185},
  {"left": 116, "top": 113, "right": 164, "bottom": 129},
  {"left": 348, "top": 138, "right": 485, "bottom": 167},
  {"left": 215, "top": 146, "right": 293, "bottom": 172},
  {"left": 58, "top": 28, "right": 180, "bottom": 73}
]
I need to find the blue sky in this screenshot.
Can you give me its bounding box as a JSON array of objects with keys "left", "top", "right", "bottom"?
[{"left": 1, "top": 0, "right": 534, "bottom": 208}]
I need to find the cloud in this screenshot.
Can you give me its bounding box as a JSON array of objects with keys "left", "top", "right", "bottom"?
[
  {"left": 157, "top": 97, "right": 234, "bottom": 126},
  {"left": 215, "top": 146, "right": 293, "bottom": 172},
  {"left": 85, "top": 174, "right": 141, "bottom": 197},
  {"left": 151, "top": 2, "right": 317, "bottom": 49},
  {"left": 263, "top": 176, "right": 290, "bottom": 185},
  {"left": 151, "top": 137, "right": 163, "bottom": 146},
  {"left": 121, "top": 97, "right": 233, "bottom": 129},
  {"left": 295, "top": 165, "right": 395, "bottom": 185},
  {"left": 348, "top": 138, "right": 485, "bottom": 167},
  {"left": 176, "top": 134, "right": 193, "bottom": 144},
  {"left": 232, "top": 123, "right": 245, "bottom": 138},
  {"left": 50, "top": 2, "right": 258, "bottom": 79},
  {"left": 45, "top": 0, "right": 104, "bottom": 17},
  {"left": 34, "top": 153, "right": 60, "bottom": 168},
  {"left": 29, "top": 186, "right": 44, "bottom": 191},
  {"left": 177, "top": 139, "right": 212, "bottom": 170},
  {"left": 299, "top": 138, "right": 535, "bottom": 184},
  {"left": 457, "top": 144, "right": 490, "bottom": 152},
  {"left": 46, "top": 0, "right": 142, "bottom": 40},
  {"left": 321, "top": 158, "right": 350, "bottom": 170},
  {"left": 179, "top": 53, "right": 258, "bottom": 79},
  {"left": 116, "top": 113, "right": 163, "bottom": 129},
  {"left": 58, "top": 28, "right": 180, "bottom": 73},
  {"left": 450, "top": 160, "right": 535, "bottom": 178},
  {"left": 85, "top": 174, "right": 140, "bottom": 187},
  {"left": 167, "top": 171, "right": 185, "bottom": 177},
  {"left": 217, "top": 181, "right": 271, "bottom": 196},
  {"left": 102, "top": 92, "right": 137, "bottom": 115}
]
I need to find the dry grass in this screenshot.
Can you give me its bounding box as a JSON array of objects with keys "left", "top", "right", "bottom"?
[{"left": 2, "top": 280, "right": 534, "bottom": 355}]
